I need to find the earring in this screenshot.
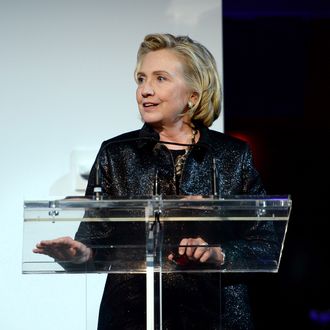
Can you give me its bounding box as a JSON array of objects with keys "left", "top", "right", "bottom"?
[{"left": 188, "top": 101, "right": 194, "bottom": 109}]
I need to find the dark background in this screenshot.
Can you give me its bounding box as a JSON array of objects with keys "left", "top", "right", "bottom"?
[{"left": 222, "top": 1, "right": 330, "bottom": 329}]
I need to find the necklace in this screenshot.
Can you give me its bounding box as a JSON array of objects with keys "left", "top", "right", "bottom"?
[{"left": 174, "top": 128, "right": 198, "bottom": 177}]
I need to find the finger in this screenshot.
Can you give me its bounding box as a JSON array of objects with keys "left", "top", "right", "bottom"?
[
  {"left": 191, "top": 241, "right": 209, "bottom": 260},
  {"left": 37, "top": 240, "right": 53, "bottom": 247},
  {"left": 199, "top": 248, "right": 211, "bottom": 263},
  {"left": 193, "top": 243, "right": 208, "bottom": 259},
  {"left": 186, "top": 238, "right": 197, "bottom": 258},
  {"left": 34, "top": 242, "right": 44, "bottom": 249},
  {"left": 178, "top": 238, "right": 189, "bottom": 255},
  {"left": 39, "top": 237, "right": 73, "bottom": 247},
  {"left": 37, "top": 240, "right": 61, "bottom": 249},
  {"left": 35, "top": 243, "right": 73, "bottom": 260},
  {"left": 32, "top": 248, "right": 45, "bottom": 254}
]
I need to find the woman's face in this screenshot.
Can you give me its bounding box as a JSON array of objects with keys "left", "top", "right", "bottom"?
[{"left": 136, "top": 49, "right": 193, "bottom": 128}]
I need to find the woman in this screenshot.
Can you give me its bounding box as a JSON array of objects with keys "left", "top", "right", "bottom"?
[{"left": 34, "top": 33, "right": 277, "bottom": 329}]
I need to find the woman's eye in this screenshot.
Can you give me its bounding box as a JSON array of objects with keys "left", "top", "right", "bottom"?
[
  {"left": 157, "top": 76, "right": 166, "bottom": 82},
  {"left": 137, "top": 76, "right": 145, "bottom": 84}
]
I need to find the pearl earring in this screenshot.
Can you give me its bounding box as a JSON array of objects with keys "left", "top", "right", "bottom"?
[{"left": 188, "top": 101, "right": 194, "bottom": 109}]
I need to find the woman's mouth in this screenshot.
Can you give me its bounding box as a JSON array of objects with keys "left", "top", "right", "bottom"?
[{"left": 143, "top": 102, "right": 159, "bottom": 109}]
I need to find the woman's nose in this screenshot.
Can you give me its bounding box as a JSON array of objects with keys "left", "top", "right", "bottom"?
[{"left": 140, "top": 81, "right": 155, "bottom": 97}]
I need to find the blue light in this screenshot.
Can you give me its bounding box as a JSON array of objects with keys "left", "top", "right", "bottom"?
[{"left": 309, "top": 309, "right": 330, "bottom": 325}]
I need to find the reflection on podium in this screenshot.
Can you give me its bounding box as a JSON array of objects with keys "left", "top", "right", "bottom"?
[{"left": 23, "top": 195, "right": 292, "bottom": 329}]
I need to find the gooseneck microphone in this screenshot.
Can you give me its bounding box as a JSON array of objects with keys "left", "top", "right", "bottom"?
[
  {"left": 91, "top": 135, "right": 219, "bottom": 199},
  {"left": 153, "top": 169, "right": 160, "bottom": 196},
  {"left": 93, "top": 161, "right": 103, "bottom": 200},
  {"left": 212, "top": 157, "right": 219, "bottom": 198},
  {"left": 92, "top": 136, "right": 159, "bottom": 200}
]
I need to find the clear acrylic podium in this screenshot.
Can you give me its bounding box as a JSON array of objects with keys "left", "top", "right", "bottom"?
[{"left": 23, "top": 195, "right": 292, "bottom": 329}]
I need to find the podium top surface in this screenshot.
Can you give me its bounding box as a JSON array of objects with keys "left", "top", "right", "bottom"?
[{"left": 22, "top": 195, "right": 292, "bottom": 274}]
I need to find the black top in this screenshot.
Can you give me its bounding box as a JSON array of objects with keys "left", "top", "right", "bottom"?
[{"left": 74, "top": 123, "right": 277, "bottom": 329}]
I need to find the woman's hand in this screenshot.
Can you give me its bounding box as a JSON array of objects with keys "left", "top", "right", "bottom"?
[
  {"left": 168, "top": 237, "right": 225, "bottom": 266},
  {"left": 33, "top": 236, "right": 92, "bottom": 264}
]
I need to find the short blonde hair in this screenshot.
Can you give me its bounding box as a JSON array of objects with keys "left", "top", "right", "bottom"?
[{"left": 135, "top": 33, "right": 222, "bottom": 127}]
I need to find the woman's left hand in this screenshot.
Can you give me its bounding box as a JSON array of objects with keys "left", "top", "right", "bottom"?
[{"left": 168, "top": 237, "right": 225, "bottom": 265}]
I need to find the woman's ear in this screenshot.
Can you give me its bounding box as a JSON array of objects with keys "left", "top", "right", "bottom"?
[{"left": 189, "top": 91, "right": 199, "bottom": 106}]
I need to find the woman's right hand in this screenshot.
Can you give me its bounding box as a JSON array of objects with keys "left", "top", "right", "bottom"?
[{"left": 33, "top": 236, "right": 92, "bottom": 264}]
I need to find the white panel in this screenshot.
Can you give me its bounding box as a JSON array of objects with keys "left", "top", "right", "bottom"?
[{"left": 0, "top": 1, "right": 222, "bottom": 329}]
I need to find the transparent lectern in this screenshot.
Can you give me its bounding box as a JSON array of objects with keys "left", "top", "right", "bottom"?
[{"left": 23, "top": 195, "right": 291, "bottom": 330}]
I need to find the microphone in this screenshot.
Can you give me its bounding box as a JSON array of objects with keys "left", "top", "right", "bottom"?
[
  {"left": 212, "top": 157, "right": 219, "bottom": 198},
  {"left": 94, "top": 161, "right": 103, "bottom": 200},
  {"left": 91, "top": 136, "right": 159, "bottom": 200},
  {"left": 195, "top": 141, "right": 220, "bottom": 198},
  {"left": 153, "top": 169, "right": 160, "bottom": 196},
  {"left": 90, "top": 132, "right": 219, "bottom": 199}
]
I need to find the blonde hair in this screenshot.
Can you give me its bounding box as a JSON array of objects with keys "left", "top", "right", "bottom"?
[{"left": 135, "top": 33, "right": 222, "bottom": 127}]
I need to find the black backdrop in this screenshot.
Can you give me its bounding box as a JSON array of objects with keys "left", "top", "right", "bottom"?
[{"left": 222, "top": 1, "right": 330, "bottom": 329}]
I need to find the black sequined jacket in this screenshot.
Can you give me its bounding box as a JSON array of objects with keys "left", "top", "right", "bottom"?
[{"left": 75, "top": 123, "right": 278, "bottom": 330}]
